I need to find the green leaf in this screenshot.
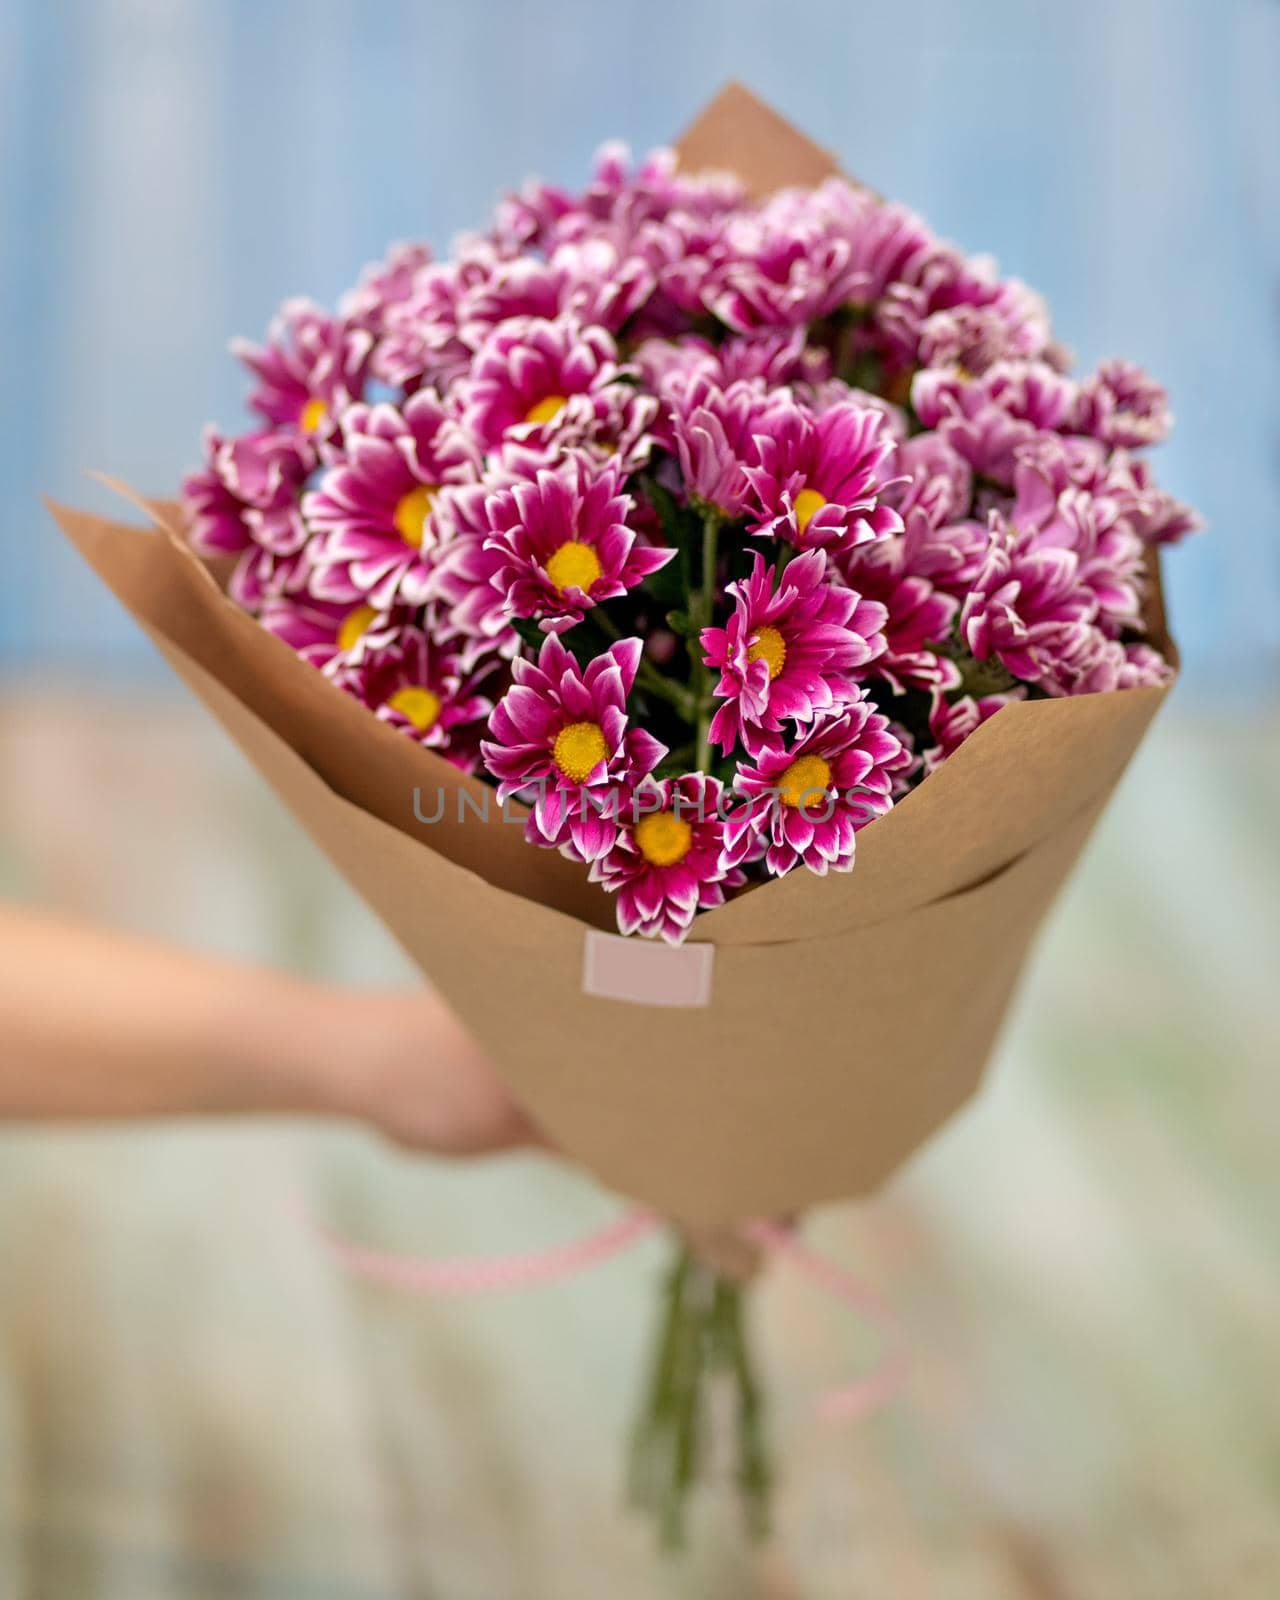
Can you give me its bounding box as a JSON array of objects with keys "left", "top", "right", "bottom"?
[
  {"left": 637, "top": 473, "right": 700, "bottom": 609},
  {"left": 510, "top": 617, "right": 544, "bottom": 655},
  {"left": 665, "top": 609, "right": 694, "bottom": 638}
]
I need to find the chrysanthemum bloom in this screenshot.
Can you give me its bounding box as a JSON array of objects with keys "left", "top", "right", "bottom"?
[
  {"left": 491, "top": 380, "right": 660, "bottom": 479},
  {"left": 745, "top": 401, "right": 904, "bottom": 552},
  {"left": 182, "top": 428, "right": 315, "bottom": 610},
  {"left": 916, "top": 303, "right": 1038, "bottom": 378},
  {"left": 233, "top": 298, "right": 372, "bottom": 451},
  {"left": 428, "top": 482, "right": 522, "bottom": 670},
  {"left": 667, "top": 377, "right": 783, "bottom": 519},
  {"left": 923, "top": 689, "right": 1024, "bottom": 774},
  {"left": 302, "top": 392, "right": 481, "bottom": 611},
  {"left": 460, "top": 315, "right": 629, "bottom": 451},
  {"left": 840, "top": 535, "right": 961, "bottom": 694},
  {"left": 701, "top": 549, "right": 887, "bottom": 754},
  {"left": 1053, "top": 636, "right": 1175, "bottom": 697},
  {"left": 1003, "top": 458, "right": 1145, "bottom": 635},
  {"left": 329, "top": 620, "right": 491, "bottom": 771},
  {"left": 493, "top": 142, "right": 743, "bottom": 258},
  {"left": 372, "top": 256, "right": 481, "bottom": 392},
  {"left": 698, "top": 187, "right": 869, "bottom": 332},
  {"left": 589, "top": 773, "right": 739, "bottom": 943},
  {"left": 340, "top": 242, "right": 434, "bottom": 335},
  {"left": 224, "top": 541, "right": 312, "bottom": 615},
  {"left": 458, "top": 237, "right": 657, "bottom": 343},
  {"left": 793, "top": 381, "right": 908, "bottom": 444},
  {"left": 724, "top": 703, "right": 904, "bottom": 877},
  {"left": 880, "top": 240, "right": 1051, "bottom": 364},
  {"left": 483, "top": 453, "right": 674, "bottom": 632},
  {"left": 258, "top": 593, "right": 401, "bottom": 672},
  {"left": 638, "top": 330, "right": 829, "bottom": 398},
  {"left": 911, "top": 359, "right": 1077, "bottom": 486},
  {"left": 480, "top": 634, "right": 666, "bottom": 860},
  {"left": 1073, "top": 359, "right": 1171, "bottom": 450},
  {"left": 884, "top": 433, "right": 974, "bottom": 532},
  {"left": 183, "top": 427, "right": 310, "bottom": 559},
  {"left": 960, "top": 515, "right": 1101, "bottom": 690},
  {"left": 811, "top": 183, "right": 937, "bottom": 305},
  {"left": 1103, "top": 452, "right": 1202, "bottom": 546}
]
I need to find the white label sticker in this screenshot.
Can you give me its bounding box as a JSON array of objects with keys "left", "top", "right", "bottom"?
[{"left": 582, "top": 931, "right": 714, "bottom": 1008}]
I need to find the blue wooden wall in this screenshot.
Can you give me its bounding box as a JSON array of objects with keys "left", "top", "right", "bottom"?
[{"left": 2, "top": 0, "right": 1276, "bottom": 701}]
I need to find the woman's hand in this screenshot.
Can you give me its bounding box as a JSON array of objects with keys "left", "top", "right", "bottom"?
[
  {"left": 0, "top": 904, "right": 545, "bottom": 1157},
  {"left": 316, "top": 987, "right": 547, "bottom": 1156}
]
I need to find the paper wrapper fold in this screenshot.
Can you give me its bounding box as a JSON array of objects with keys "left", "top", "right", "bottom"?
[{"left": 45, "top": 86, "right": 1175, "bottom": 1226}]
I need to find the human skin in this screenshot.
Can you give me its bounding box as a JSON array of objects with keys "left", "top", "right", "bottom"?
[{"left": 0, "top": 904, "right": 544, "bottom": 1156}]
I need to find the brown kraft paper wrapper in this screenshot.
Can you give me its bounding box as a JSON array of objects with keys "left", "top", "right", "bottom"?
[{"left": 45, "top": 85, "right": 1176, "bottom": 1228}]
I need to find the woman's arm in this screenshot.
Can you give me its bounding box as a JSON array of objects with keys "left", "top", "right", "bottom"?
[{"left": 0, "top": 904, "right": 542, "bottom": 1155}]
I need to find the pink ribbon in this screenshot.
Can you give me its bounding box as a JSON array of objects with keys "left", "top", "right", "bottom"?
[{"left": 301, "top": 1203, "right": 908, "bottom": 1423}]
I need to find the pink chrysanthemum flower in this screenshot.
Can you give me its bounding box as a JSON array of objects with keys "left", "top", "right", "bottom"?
[
  {"left": 480, "top": 634, "right": 666, "bottom": 861},
  {"left": 813, "top": 184, "right": 938, "bottom": 305},
  {"left": 724, "top": 703, "right": 904, "bottom": 877},
  {"left": 960, "top": 515, "right": 1100, "bottom": 690},
  {"left": 373, "top": 257, "right": 482, "bottom": 392},
  {"left": 1104, "top": 453, "right": 1202, "bottom": 546},
  {"left": 182, "top": 428, "right": 314, "bottom": 610},
  {"left": 916, "top": 303, "right": 1039, "bottom": 378},
  {"left": 745, "top": 401, "right": 905, "bottom": 552},
  {"left": 458, "top": 237, "right": 657, "bottom": 341},
  {"left": 667, "top": 376, "right": 784, "bottom": 519},
  {"left": 840, "top": 536, "right": 961, "bottom": 695},
  {"left": 1057, "top": 637, "right": 1175, "bottom": 697},
  {"left": 1004, "top": 458, "right": 1145, "bottom": 635},
  {"left": 1073, "top": 359, "right": 1171, "bottom": 450},
  {"left": 460, "top": 315, "right": 629, "bottom": 451},
  {"left": 258, "top": 593, "right": 401, "bottom": 672},
  {"left": 493, "top": 142, "right": 743, "bottom": 258},
  {"left": 483, "top": 453, "right": 674, "bottom": 633},
  {"left": 884, "top": 433, "right": 974, "bottom": 532},
  {"left": 214, "top": 545, "right": 309, "bottom": 614},
  {"left": 701, "top": 549, "right": 887, "bottom": 755},
  {"left": 912, "top": 360, "right": 1077, "bottom": 486},
  {"left": 232, "top": 299, "right": 372, "bottom": 450},
  {"left": 302, "top": 392, "right": 481, "bottom": 611},
  {"left": 340, "top": 242, "right": 434, "bottom": 335},
  {"left": 883, "top": 242, "right": 1051, "bottom": 366},
  {"left": 428, "top": 481, "right": 522, "bottom": 670},
  {"left": 638, "top": 330, "right": 830, "bottom": 398},
  {"left": 329, "top": 620, "right": 492, "bottom": 772},
  {"left": 699, "top": 186, "right": 869, "bottom": 332},
  {"left": 589, "top": 773, "right": 740, "bottom": 944},
  {"left": 183, "top": 427, "right": 310, "bottom": 559}
]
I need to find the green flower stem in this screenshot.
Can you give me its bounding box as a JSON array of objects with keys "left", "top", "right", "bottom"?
[
  {"left": 693, "top": 510, "right": 722, "bottom": 773},
  {"left": 638, "top": 661, "right": 697, "bottom": 720},
  {"left": 591, "top": 607, "right": 697, "bottom": 721},
  {"left": 628, "top": 1238, "right": 773, "bottom": 1551}
]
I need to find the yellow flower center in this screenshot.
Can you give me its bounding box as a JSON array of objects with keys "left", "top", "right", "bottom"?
[
  {"left": 552, "top": 720, "right": 607, "bottom": 783},
  {"left": 299, "top": 397, "right": 327, "bottom": 435},
  {"left": 392, "top": 485, "right": 438, "bottom": 549},
  {"left": 746, "top": 624, "right": 787, "bottom": 680},
  {"left": 777, "top": 753, "right": 832, "bottom": 809},
  {"left": 792, "top": 487, "right": 826, "bottom": 534},
  {"left": 386, "top": 686, "right": 441, "bottom": 732},
  {"left": 524, "top": 393, "right": 568, "bottom": 428},
  {"left": 634, "top": 810, "right": 694, "bottom": 868},
  {"left": 337, "top": 604, "right": 378, "bottom": 652},
  {"left": 545, "top": 539, "right": 603, "bottom": 594}
]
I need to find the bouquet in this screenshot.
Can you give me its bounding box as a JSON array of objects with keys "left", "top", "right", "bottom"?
[{"left": 49, "top": 86, "right": 1199, "bottom": 1544}]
